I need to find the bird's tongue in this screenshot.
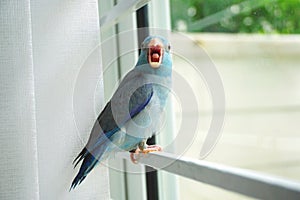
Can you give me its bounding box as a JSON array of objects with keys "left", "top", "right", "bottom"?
[{"left": 151, "top": 53, "right": 160, "bottom": 62}]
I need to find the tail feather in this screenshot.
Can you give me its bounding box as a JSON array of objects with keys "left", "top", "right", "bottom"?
[
  {"left": 70, "top": 140, "right": 110, "bottom": 190},
  {"left": 70, "top": 151, "right": 98, "bottom": 190},
  {"left": 73, "top": 148, "right": 88, "bottom": 169},
  {"left": 71, "top": 133, "right": 113, "bottom": 190}
]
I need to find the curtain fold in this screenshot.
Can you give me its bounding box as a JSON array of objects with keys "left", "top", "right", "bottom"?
[
  {"left": 0, "top": 0, "right": 39, "bottom": 199},
  {"left": 0, "top": 0, "right": 110, "bottom": 199}
]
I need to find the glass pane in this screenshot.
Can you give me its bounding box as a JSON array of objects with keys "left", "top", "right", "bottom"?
[{"left": 170, "top": 0, "right": 300, "bottom": 199}]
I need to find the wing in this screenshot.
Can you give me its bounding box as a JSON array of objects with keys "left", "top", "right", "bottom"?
[
  {"left": 73, "top": 69, "right": 154, "bottom": 166},
  {"left": 71, "top": 70, "right": 154, "bottom": 190}
]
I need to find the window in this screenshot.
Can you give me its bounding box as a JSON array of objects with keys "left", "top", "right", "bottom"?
[{"left": 99, "top": 0, "right": 300, "bottom": 199}]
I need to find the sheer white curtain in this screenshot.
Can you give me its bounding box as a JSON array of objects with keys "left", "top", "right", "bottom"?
[{"left": 0, "top": 0, "right": 109, "bottom": 199}]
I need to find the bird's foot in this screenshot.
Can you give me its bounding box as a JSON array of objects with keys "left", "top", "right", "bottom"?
[{"left": 130, "top": 145, "right": 162, "bottom": 164}]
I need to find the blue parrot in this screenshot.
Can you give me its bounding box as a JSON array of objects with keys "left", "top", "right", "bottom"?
[{"left": 70, "top": 35, "right": 172, "bottom": 190}]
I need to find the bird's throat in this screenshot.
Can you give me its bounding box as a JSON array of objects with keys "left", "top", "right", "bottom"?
[{"left": 148, "top": 46, "right": 163, "bottom": 68}]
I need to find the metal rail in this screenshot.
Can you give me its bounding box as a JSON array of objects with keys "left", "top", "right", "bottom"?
[{"left": 116, "top": 151, "right": 300, "bottom": 200}]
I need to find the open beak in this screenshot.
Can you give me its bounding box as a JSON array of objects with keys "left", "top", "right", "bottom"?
[{"left": 148, "top": 38, "right": 164, "bottom": 68}]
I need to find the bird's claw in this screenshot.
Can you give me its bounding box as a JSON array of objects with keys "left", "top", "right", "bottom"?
[{"left": 130, "top": 145, "right": 162, "bottom": 164}]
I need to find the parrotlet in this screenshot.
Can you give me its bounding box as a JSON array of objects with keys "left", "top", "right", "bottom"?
[{"left": 70, "top": 35, "right": 172, "bottom": 190}]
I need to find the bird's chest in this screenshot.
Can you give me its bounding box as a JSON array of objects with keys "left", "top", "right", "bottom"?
[{"left": 124, "top": 87, "right": 168, "bottom": 139}]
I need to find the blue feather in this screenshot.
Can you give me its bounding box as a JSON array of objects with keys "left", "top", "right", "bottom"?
[{"left": 70, "top": 35, "right": 172, "bottom": 189}]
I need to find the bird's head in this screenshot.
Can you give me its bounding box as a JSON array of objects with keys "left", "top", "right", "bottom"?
[{"left": 137, "top": 35, "right": 172, "bottom": 74}]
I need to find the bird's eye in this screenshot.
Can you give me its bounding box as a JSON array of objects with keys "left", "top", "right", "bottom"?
[{"left": 167, "top": 44, "right": 171, "bottom": 51}]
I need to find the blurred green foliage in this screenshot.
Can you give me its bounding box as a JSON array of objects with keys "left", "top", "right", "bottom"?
[{"left": 170, "top": 0, "right": 300, "bottom": 33}]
